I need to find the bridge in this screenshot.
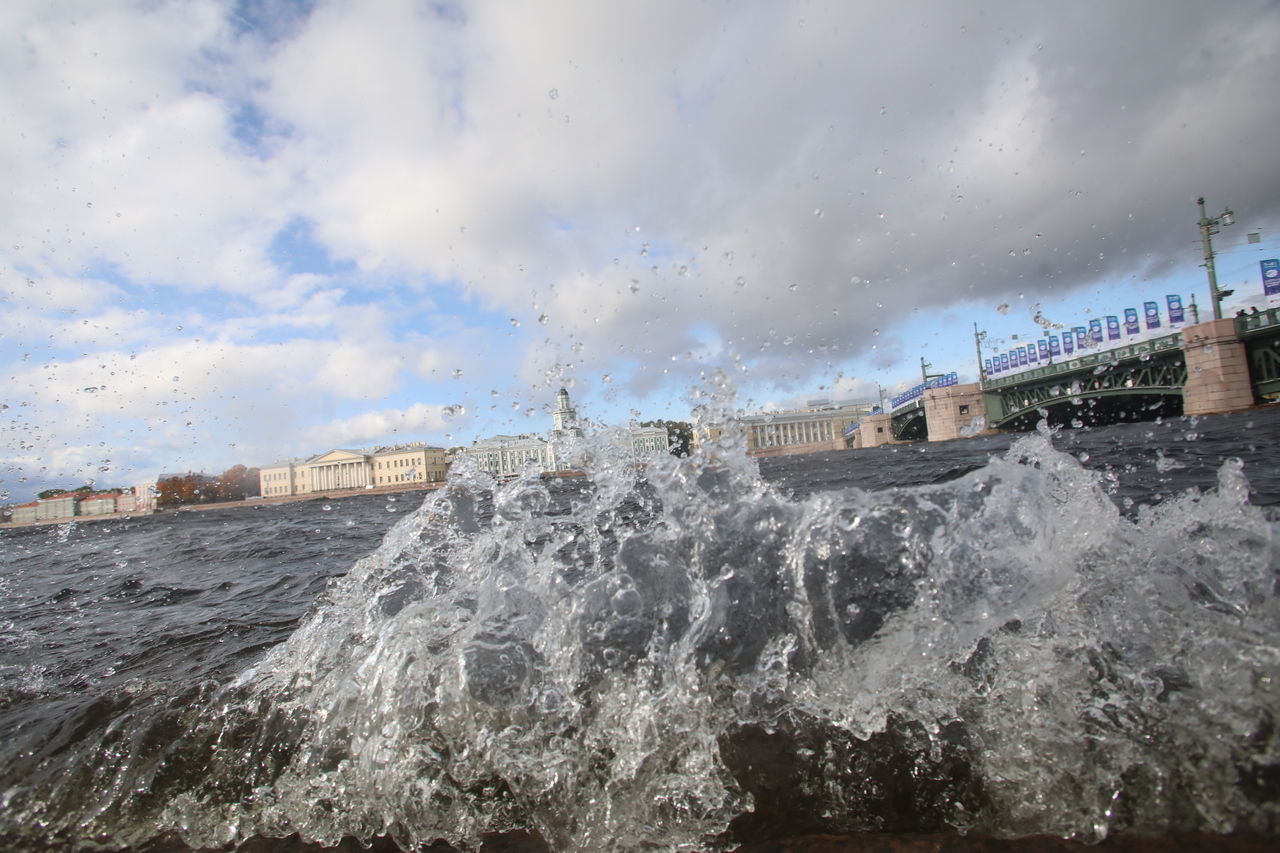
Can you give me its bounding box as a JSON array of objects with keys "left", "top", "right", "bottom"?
[{"left": 856, "top": 309, "right": 1280, "bottom": 446}]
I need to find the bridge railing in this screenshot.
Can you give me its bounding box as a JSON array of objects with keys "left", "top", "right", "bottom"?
[
  {"left": 1235, "top": 306, "right": 1280, "bottom": 335},
  {"left": 981, "top": 332, "right": 1183, "bottom": 390}
]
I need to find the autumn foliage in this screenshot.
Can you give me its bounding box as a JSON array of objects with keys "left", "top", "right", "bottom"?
[{"left": 155, "top": 465, "right": 260, "bottom": 508}]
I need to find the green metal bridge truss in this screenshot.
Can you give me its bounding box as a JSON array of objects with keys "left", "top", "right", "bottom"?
[
  {"left": 982, "top": 333, "right": 1186, "bottom": 429},
  {"left": 1237, "top": 308, "right": 1280, "bottom": 401},
  {"left": 890, "top": 399, "right": 927, "bottom": 440},
  {"left": 882, "top": 312, "right": 1280, "bottom": 440}
]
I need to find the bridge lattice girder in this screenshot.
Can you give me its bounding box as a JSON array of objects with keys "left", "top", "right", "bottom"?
[{"left": 988, "top": 351, "right": 1186, "bottom": 427}]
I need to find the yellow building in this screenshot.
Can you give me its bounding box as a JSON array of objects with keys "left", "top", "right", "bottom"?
[{"left": 259, "top": 443, "right": 448, "bottom": 497}]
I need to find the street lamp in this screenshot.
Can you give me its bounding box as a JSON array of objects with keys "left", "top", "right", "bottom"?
[{"left": 1197, "top": 196, "right": 1235, "bottom": 320}]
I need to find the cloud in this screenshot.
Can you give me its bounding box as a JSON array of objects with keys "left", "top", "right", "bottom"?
[
  {"left": 3, "top": 0, "right": 1280, "bottom": 499},
  {"left": 303, "top": 402, "right": 458, "bottom": 449}
]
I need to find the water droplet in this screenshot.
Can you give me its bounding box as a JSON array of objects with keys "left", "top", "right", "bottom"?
[
  {"left": 813, "top": 208, "right": 824, "bottom": 217},
  {"left": 872, "top": 328, "right": 880, "bottom": 336},
  {"left": 452, "top": 369, "right": 464, "bottom": 379},
  {"left": 996, "top": 303, "right": 1010, "bottom": 315},
  {"left": 788, "top": 283, "right": 799, "bottom": 292},
  {"left": 548, "top": 88, "right": 559, "bottom": 100},
  {"left": 509, "top": 318, "right": 520, "bottom": 327},
  {"left": 538, "top": 313, "right": 549, "bottom": 324},
  {"left": 601, "top": 373, "right": 612, "bottom": 383},
  {"left": 322, "top": 504, "right": 331, "bottom": 511},
  {"left": 735, "top": 276, "right": 746, "bottom": 288},
  {"left": 628, "top": 279, "right": 640, "bottom": 294}
]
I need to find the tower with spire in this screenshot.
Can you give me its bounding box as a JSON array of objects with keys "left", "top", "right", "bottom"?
[{"left": 551, "top": 387, "right": 581, "bottom": 437}]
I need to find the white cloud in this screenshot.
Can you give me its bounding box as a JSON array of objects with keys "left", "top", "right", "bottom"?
[
  {"left": 303, "top": 402, "right": 456, "bottom": 449},
  {"left": 3, "top": 0, "right": 1280, "bottom": 499}
]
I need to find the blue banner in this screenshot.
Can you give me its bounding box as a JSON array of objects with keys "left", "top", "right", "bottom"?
[
  {"left": 1089, "top": 318, "right": 1103, "bottom": 343},
  {"left": 984, "top": 357, "right": 994, "bottom": 376},
  {"left": 1263, "top": 259, "right": 1280, "bottom": 297},
  {"left": 1124, "top": 307, "right": 1139, "bottom": 336},
  {"left": 1018, "top": 346, "right": 1028, "bottom": 367},
  {"left": 890, "top": 372, "right": 960, "bottom": 409},
  {"left": 1049, "top": 334, "right": 1061, "bottom": 356},
  {"left": 1038, "top": 339, "right": 1050, "bottom": 361},
  {"left": 1062, "top": 332, "right": 1074, "bottom": 355},
  {"left": 1027, "top": 342, "right": 1038, "bottom": 363},
  {"left": 1167, "top": 294, "right": 1184, "bottom": 324},
  {"left": 1144, "top": 301, "right": 1161, "bottom": 330},
  {"left": 1074, "top": 326, "right": 1088, "bottom": 349},
  {"left": 1000, "top": 353, "right": 1010, "bottom": 371},
  {"left": 1106, "top": 315, "right": 1121, "bottom": 341}
]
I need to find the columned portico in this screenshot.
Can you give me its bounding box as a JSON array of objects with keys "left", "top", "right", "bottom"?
[{"left": 307, "top": 450, "right": 373, "bottom": 491}]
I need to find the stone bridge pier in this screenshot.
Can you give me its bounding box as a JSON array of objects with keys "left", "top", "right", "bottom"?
[
  {"left": 1180, "top": 317, "right": 1256, "bottom": 416},
  {"left": 923, "top": 382, "right": 993, "bottom": 442}
]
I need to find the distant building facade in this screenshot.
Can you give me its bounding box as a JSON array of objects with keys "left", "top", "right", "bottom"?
[
  {"left": 9, "top": 502, "right": 38, "bottom": 524},
  {"left": 735, "top": 400, "right": 876, "bottom": 457},
  {"left": 628, "top": 424, "right": 671, "bottom": 459},
  {"left": 458, "top": 434, "right": 557, "bottom": 478},
  {"left": 455, "top": 389, "right": 672, "bottom": 477},
  {"left": 258, "top": 443, "right": 448, "bottom": 498},
  {"left": 3, "top": 488, "right": 145, "bottom": 524}
]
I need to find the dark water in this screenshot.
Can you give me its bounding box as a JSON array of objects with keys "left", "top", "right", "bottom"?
[{"left": 1, "top": 409, "right": 1277, "bottom": 851}]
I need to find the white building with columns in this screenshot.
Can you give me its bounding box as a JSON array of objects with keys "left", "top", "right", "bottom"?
[
  {"left": 259, "top": 443, "right": 448, "bottom": 498},
  {"left": 738, "top": 400, "right": 876, "bottom": 456}
]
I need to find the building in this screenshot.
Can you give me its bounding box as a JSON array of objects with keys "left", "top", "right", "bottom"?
[
  {"left": 258, "top": 443, "right": 448, "bottom": 498},
  {"left": 457, "top": 434, "right": 557, "bottom": 478},
  {"left": 737, "top": 400, "right": 876, "bottom": 457},
  {"left": 35, "top": 493, "right": 79, "bottom": 521},
  {"left": 627, "top": 424, "right": 671, "bottom": 459},
  {"left": 457, "top": 389, "right": 671, "bottom": 477},
  {"left": 9, "top": 502, "right": 38, "bottom": 524},
  {"left": 78, "top": 493, "right": 120, "bottom": 516},
  {"left": 551, "top": 387, "right": 581, "bottom": 436}
]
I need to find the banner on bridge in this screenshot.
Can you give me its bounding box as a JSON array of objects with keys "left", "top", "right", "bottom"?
[
  {"left": 1089, "top": 318, "right": 1103, "bottom": 344},
  {"left": 1263, "top": 259, "right": 1280, "bottom": 297},
  {"left": 890, "top": 371, "right": 959, "bottom": 410},
  {"left": 1124, "top": 307, "right": 1139, "bottom": 336},
  {"left": 1144, "top": 301, "right": 1161, "bottom": 330},
  {"left": 1167, "top": 294, "right": 1184, "bottom": 325}
]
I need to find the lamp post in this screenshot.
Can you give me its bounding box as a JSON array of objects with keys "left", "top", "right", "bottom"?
[
  {"left": 974, "top": 323, "right": 987, "bottom": 381},
  {"left": 1197, "top": 196, "right": 1235, "bottom": 320}
]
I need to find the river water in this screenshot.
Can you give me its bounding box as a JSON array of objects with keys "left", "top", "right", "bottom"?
[{"left": 1, "top": 408, "right": 1277, "bottom": 851}]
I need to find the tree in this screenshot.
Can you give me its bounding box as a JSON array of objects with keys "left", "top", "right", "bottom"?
[
  {"left": 210, "top": 464, "right": 260, "bottom": 501},
  {"left": 641, "top": 420, "right": 694, "bottom": 457},
  {"left": 155, "top": 473, "right": 210, "bottom": 508}
]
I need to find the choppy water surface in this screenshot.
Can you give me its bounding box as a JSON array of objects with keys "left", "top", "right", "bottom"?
[{"left": 1, "top": 409, "right": 1278, "bottom": 851}]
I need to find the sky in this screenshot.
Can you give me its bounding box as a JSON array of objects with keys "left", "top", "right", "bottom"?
[{"left": 3, "top": 0, "right": 1280, "bottom": 502}]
